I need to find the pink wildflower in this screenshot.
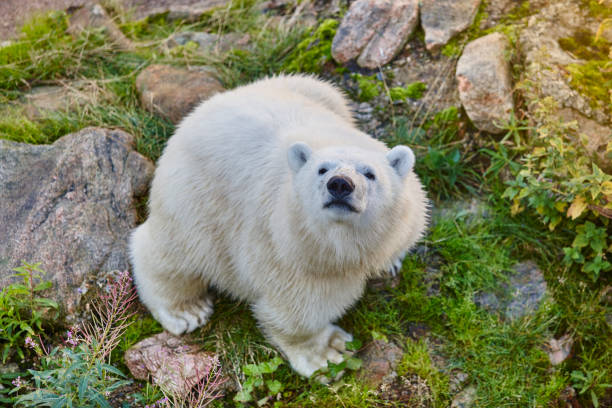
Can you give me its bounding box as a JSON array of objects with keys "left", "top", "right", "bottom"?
[
  {"left": 25, "top": 336, "right": 37, "bottom": 349},
  {"left": 11, "top": 376, "right": 22, "bottom": 388},
  {"left": 66, "top": 329, "right": 78, "bottom": 347}
]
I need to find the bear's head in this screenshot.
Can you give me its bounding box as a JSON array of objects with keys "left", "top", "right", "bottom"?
[{"left": 287, "top": 142, "right": 415, "bottom": 227}]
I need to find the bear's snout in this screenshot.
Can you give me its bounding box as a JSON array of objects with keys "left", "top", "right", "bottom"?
[{"left": 327, "top": 176, "right": 355, "bottom": 199}]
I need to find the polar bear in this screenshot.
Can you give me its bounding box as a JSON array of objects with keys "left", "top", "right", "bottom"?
[{"left": 129, "top": 75, "right": 428, "bottom": 378}]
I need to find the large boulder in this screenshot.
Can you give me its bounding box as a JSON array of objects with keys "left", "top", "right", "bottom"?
[
  {"left": 518, "top": 0, "right": 611, "bottom": 170},
  {"left": 331, "top": 0, "right": 418, "bottom": 68},
  {"left": 136, "top": 64, "right": 225, "bottom": 124},
  {"left": 356, "top": 0, "right": 419, "bottom": 69},
  {"left": 420, "top": 0, "right": 481, "bottom": 52},
  {"left": 456, "top": 32, "right": 514, "bottom": 134},
  {"left": 0, "top": 127, "right": 154, "bottom": 317}
]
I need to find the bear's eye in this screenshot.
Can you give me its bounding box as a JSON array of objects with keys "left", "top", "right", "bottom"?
[
  {"left": 365, "top": 172, "right": 376, "bottom": 180},
  {"left": 318, "top": 167, "right": 328, "bottom": 175}
]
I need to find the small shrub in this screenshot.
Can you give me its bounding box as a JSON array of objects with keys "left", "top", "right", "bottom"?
[
  {"left": 13, "top": 270, "right": 137, "bottom": 407},
  {"left": 0, "top": 262, "right": 58, "bottom": 363},
  {"left": 503, "top": 98, "right": 612, "bottom": 281}
]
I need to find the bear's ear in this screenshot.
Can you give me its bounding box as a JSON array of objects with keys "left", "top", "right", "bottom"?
[
  {"left": 287, "top": 142, "right": 313, "bottom": 173},
  {"left": 386, "top": 145, "right": 415, "bottom": 178}
]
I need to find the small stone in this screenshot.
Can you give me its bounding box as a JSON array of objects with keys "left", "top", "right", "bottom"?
[
  {"left": 18, "top": 83, "right": 102, "bottom": 120},
  {"left": 357, "top": 340, "right": 403, "bottom": 388},
  {"left": 357, "top": 0, "right": 419, "bottom": 69},
  {"left": 125, "top": 331, "right": 226, "bottom": 396},
  {"left": 449, "top": 371, "right": 469, "bottom": 393},
  {"left": 379, "top": 373, "right": 433, "bottom": 406},
  {"left": 407, "top": 322, "right": 431, "bottom": 340},
  {"left": 0, "top": 128, "right": 154, "bottom": 317},
  {"left": 135, "top": 64, "right": 225, "bottom": 123},
  {"left": 505, "top": 261, "right": 547, "bottom": 320},
  {"left": 331, "top": 0, "right": 393, "bottom": 64},
  {"left": 473, "top": 292, "right": 501, "bottom": 313},
  {"left": 547, "top": 334, "right": 573, "bottom": 365},
  {"left": 166, "top": 31, "right": 250, "bottom": 54},
  {"left": 123, "top": 0, "right": 232, "bottom": 22},
  {"left": 451, "top": 385, "right": 477, "bottom": 408},
  {"left": 456, "top": 32, "right": 514, "bottom": 134},
  {"left": 68, "top": 4, "right": 133, "bottom": 50},
  {"left": 421, "top": 0, "right": 481, "bottom": 51}
]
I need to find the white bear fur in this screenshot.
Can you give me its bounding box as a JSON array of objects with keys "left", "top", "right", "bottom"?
[{"left": 129, "top": 75, "right": 428, "bottom": 378}]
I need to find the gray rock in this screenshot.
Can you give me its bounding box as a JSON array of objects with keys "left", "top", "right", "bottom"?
[
  {"left": 17, "top": 83, "right": 104, "bottom": 120},
  {"left": 0, "top": 128, "right": 154, "bottom": 317},
  {"left": 518, "top": 0, "right": 610, "bottom": 171},
  {"left": 505, "top": 261, "right": 547, "bottom": 320},
  {"left": 68, "top": 3, "right": 133, "bottom": 50},
  {"left": 331, "top": 0, "right": 393, "bottom": 64},
  {"left": 125, "top": 331, "right": 226, "bottom": 396},
  {"left": 473, "top": 292, "right": 501, "bottom": 313},
  {"left": 519, "top": 0, "right": 609, "bottom": 124},
  {"left": 473, "top": 261, "right": 548, "bottom": 320},
  {"left": 451, "top": 385, "right": 476, "bottom": 408},
  {"left": 135, "top": 64, "right": 225, "bottom": 123},
  {"left": 357, "top": 340, "right": 403, "bottom": 388},
  {"left": 456, "top": 32, "right": 514, "bottom": 134},
  {"left": 420, "top": 0, "right": 481, "bottom": 52},
  {"left": 166, "top": 31, "right": 250, "bottom": 54},
  {"left": 122, "top": 0, "right": 232, "bottom": 22},
  {"left": 356, "top": 0, "right": 419, "bottom": 69}
]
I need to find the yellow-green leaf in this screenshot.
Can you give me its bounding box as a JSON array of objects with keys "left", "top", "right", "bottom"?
[
  {"left": 602, "top": 181, "right": 612, "bottom": 197},
  {"left": 567, "top": 195, "right": 587, "bottom": 219}
]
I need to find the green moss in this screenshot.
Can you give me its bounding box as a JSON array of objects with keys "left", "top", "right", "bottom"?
[
  {"left": 566, "top": 60, "right": 612, "bottom": 115},
  {"left": 558, "top": 29, "right": 610, "bottom": 60},
  {"left": 283, "top": 19, "right": 339, "bottom": 74},
  {"left": 389, "top": 82, "right": 427, "bottom": 101},
  {"left": 352, "top": 73, "right": 382, "bottom": 102},
  {"left": 582, "top": 0, "right": 612, "bottom": 18},
  {"left": 441, "top": 39, "right": 463, "bottom": 57},
  {"left": 566, "top": 61, "right": 612, "bottom": 113}
]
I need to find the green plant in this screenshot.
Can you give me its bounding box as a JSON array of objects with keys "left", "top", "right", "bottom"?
[
  {"left": 234, "top": 356, "right": 284, "bottom": 405},
  {"left": 503, "top": 98, "right": 612, "bottom": 281},
  {"left": 0, "top": 262, "right": 58, "bottom": 363},
  {"left": 570, "top": 370, "right": 612, "bottom": 408},
  {"left": 389, "top": 82, "right": 427, "bottom": 101},
  {"left": 14, "top": 342, "right": 131, "bottom": 407},
  {"left": 323, "top": 339, "right": 363, "bottom": 381},
  {"left": 13, "top": 271, "right": 137, "bottom": 407}
]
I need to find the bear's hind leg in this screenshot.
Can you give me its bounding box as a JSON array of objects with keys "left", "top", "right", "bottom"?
[{"left": 130, "top": 223, "right": 214, "bottom": 335}]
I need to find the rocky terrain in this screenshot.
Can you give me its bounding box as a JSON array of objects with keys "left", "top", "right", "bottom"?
[{"left": 0, "top": 0, "right": 610, "bottom": 407}]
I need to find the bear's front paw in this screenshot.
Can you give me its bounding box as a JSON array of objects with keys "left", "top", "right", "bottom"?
[
  {"left": 152, "top": 297, "right": 214, "bottom": 335},
  {"left": 285, "top": 325, "right": 353, "bottom": 380},
  {"left": 383, "top": 251, "right": 406, "bottom": 277}
]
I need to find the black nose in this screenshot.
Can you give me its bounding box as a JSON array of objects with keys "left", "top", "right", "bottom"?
[{"left": 327, "top": 176, "right": 355, "bottom": 199}]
